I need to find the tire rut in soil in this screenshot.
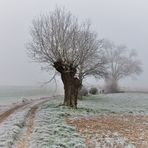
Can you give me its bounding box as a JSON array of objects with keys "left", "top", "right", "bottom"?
[
  {"left": 16, "top": 100, "right": 50, "bottom": 148},
  {"left": 0, "top": 102, "right": 30, "bottom": 124}
]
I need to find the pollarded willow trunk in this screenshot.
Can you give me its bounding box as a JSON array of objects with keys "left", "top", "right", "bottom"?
[
  {"left": 61, "top": 73, "right": 81, "bottom": 108},
  {"left": 54, "top": 60, "right": 81, "bottom": 108},
  {"left": 77, "top": 79, "right": 83, "bottom": 100}
]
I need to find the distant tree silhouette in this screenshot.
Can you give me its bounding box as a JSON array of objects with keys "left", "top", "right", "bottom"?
[{"left": 102, "top": 39, "right": 142, "bottom": 93}]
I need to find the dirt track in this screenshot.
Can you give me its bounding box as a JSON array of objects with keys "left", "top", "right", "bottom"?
[
  {"left": 0, "top": 97, "right": 51, "bottom": 148},
  {"left": 0, "top": 102, "right": 29, "bottom": 124},
  {"left": 16, "top": 99, "right": 50, "bottom": 148}
]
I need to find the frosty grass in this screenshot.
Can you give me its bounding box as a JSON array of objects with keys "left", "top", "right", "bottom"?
[{"left": 0, "top": 93, "right": 148, "bottom": 147}]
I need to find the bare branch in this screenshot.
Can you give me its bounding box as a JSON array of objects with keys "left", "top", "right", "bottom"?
[{"left": 102, "top": 39, "right": 142, "bottom": 93}]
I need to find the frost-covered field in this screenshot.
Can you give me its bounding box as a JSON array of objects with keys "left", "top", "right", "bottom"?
[
  {"left": 28, "top": 93, "right": 148, "bottom": 147},
  {"left": 78, "top": 93, "right": 148, "bottom": 115},
  {"left": 30, "top": 105, "right": 86, "bottom": 148},
  {"left": 0, "top": 93, "right": 148, "bottom": 147}
]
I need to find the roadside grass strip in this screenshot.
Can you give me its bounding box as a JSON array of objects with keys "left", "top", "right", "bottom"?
[{"left": 30, "top": 102, "right": 87, "bottom": 148}]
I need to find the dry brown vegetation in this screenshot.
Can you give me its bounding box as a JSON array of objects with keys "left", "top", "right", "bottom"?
[{"left": 66, "top": 115, "right": 148, "bottom": 147}]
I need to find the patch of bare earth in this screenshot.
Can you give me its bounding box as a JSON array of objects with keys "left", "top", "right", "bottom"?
[{"left": 66, "top": 115, "right": 148, "bottom": 148}]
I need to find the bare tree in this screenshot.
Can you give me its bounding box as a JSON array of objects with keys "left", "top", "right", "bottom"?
[
  {"left": 27, "top": 8, "right": 106, "bottom": 108},
  {"left": 102, "top": 39, "right": 142, "bottom": 93}
]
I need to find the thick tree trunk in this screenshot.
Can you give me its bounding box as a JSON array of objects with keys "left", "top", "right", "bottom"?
[
  {"left": 54, "top": 60, "right": 81, "bottom": 108},
  {"left": 77, "top": 79, "right": 83, "bottom": 100},
  {"left": 61, "top": 73, "right": 81, "bottom": 108}
]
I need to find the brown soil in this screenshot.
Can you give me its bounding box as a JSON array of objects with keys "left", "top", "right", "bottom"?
[
  {"left": 0, "top": 102, "right": 29, "bottom": 124},
  {"left": 66, "top": 115, "right": 148, "bottom": 148},
  {"left": 16, "top": 106, "right": 38, "bottom": 148}
]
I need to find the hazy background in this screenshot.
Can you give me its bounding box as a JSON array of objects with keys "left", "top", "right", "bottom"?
[{"left": 0, "top": 0, "right": 148, "bottom": 90}]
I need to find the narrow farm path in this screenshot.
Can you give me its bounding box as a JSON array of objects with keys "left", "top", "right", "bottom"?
[
  {"left": 0, "top": 102, "right": 30, "bottom": 124},
  {"left": 0, "top": 97, "right": 52, "bottom": 148},
  {"left": 15, "top": 99, "right": 51, "bottom": 148}
]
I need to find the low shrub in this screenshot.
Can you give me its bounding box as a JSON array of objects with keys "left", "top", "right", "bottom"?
[{"left": 89, "top": 87, "right": 98, "bottom": 95}]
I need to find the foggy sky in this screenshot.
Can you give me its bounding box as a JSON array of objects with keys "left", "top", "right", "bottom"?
[{"left": 0, "top": 0, "right": 148, "bottom": 89}]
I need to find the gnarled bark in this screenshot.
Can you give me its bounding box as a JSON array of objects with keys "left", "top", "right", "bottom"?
[
  {"left": 54, "top": 60, "right": 81, "bottom": 108},
  {"left": 62, "top": 73, "right": 81, "bottom": 108}
]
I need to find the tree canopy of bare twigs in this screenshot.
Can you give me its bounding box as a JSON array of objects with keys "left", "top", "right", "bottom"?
[
  {"left": 27, "top": 8, "right": 106, "bottom": 108},
  {"left": 102, "top": 39, "right": 142, "bottom": 93}
]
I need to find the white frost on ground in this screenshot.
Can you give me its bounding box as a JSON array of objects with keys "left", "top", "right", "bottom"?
[
  {"left": 30, "top": 103, "right": 86, "bottom": 148},
  {"left": 29, "top": 93, "right": 148, "bottom": 147},
  {"left": 0, "top": 108, "right": 30, "bottom": 147},
  {"left": 78, "top": 93, "right": 148, "bottom": 115},
  {"left": 88, "top": 132, "right": 136, "bottom": 148},
  {"left": 0, "top": 100, "right": 45, "bottom": 148},
  {"left": 0, "top": 105, "right": 10, "bottom": 113},
  {"left": 0, "top": 93, "right": 148, "bottom": 147}
]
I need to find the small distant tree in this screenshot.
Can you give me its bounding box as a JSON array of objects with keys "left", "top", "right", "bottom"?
[
  {"left": 27, "top": 8, "right": 106, "bottom": 108},
  {"left": 102, "top": 39, "right": 142, "bottom": 93}
]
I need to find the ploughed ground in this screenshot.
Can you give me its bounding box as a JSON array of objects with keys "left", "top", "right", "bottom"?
[{"left": 66, "top": 115, "right": 148, "bottom": 147}]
